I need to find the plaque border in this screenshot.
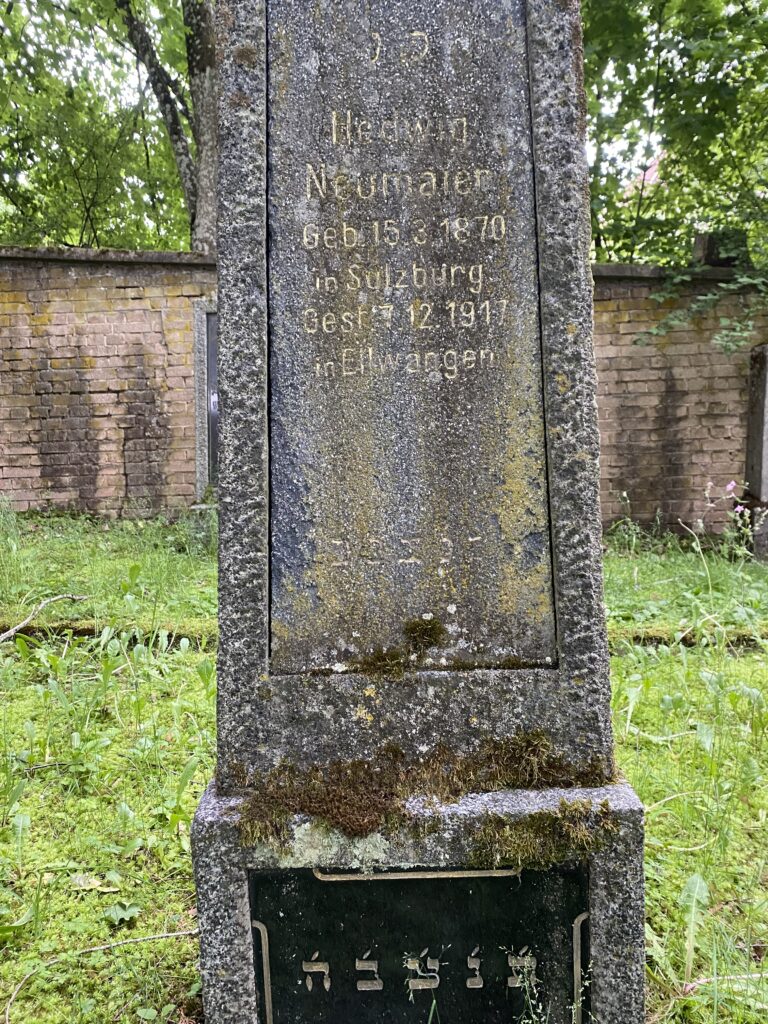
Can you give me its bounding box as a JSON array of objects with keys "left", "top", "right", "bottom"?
[{"left": 249, "top": 896, "right": 590, "bottom": 1024}]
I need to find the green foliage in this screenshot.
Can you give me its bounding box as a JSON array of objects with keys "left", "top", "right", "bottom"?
[
  {"left": 2, "top": 0, "right": 766, "bottom": 272},
  {"left": 583, "top": 0, "right": 768, "bottom": 269},
  {"left": 0, "top": 1, "right": 189, "bottom": 249},
  {"left": 0, "top": 514, "right": 766, "bottom": 1021}
]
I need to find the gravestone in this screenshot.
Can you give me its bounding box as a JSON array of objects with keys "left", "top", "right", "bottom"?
[{"left": 192, "top": 1, "right": 645, "bottom": 1022}]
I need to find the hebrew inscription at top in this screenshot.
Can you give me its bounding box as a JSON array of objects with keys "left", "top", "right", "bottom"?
[{"left": 268, "top": 0, "right": 556, "bottom": 674}]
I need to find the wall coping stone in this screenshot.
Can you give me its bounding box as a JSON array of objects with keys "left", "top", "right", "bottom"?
[
  {"left": 0, "top": 246, "right": 740, "bottom": 282},
  {"left": 592, "top": 262, "right": 736, "bottom": 283},
  {"left": 0, "top": 245, "right": 217, "bottom": 269}
]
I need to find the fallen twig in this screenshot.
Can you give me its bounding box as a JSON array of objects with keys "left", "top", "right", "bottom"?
[
  {"left": 4, "top": 928, "right": 199, "bottom": 1022},
  {"left": 0, "top": 595, "right": 88, "bottom": 644},
  {"left": 681, "top": 971, "right": 766, "bottom": 996}
]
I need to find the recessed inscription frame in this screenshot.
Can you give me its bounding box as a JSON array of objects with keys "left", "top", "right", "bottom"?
[{"left": 216, "top": 0, "right": 613, "bottom": 782}]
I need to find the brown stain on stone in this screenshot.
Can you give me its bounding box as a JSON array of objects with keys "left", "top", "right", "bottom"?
[
  {"left": 233, "top": 44, "right": 260, "bottom": 67},
  {"left": 229, "top": 90, "right": 252, "bottom": 109}
]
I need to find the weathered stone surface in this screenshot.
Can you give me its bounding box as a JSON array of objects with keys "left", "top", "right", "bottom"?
[
  {"left": 195, "top": 2, "right": 645, "bottom": 1021},
  {"left": 269, "top": 0, "right": 554, "bottom": 674},
  {"left": 192, "top": 781, "right": 645, "bottom": 1024},
  {"left": 214, "top": 0, "right": 614, "bottom": 786}
]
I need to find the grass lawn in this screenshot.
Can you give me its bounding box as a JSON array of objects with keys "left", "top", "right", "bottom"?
[{"left": 0, "top": 510, "right": 766, "bottom": 1023}]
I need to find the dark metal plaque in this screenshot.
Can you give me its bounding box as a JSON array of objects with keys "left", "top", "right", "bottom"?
[{"left": 249, "top": 867, "right": 590, "bottom": 1024}]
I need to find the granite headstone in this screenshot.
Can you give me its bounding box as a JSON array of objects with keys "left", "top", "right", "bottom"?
[{"left": 192, "top": 2, "right": 645, "bottom": 1021}]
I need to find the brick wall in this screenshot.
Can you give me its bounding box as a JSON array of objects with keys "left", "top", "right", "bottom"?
[
  {"left": 593, "top": 265, "right": 758, "bottom": 530},
  {"left": 0, "top": 248, "right": 215, "bottom": 513},
  {"left": 0, "top": 249, "right": 761, "bottom": 526}
]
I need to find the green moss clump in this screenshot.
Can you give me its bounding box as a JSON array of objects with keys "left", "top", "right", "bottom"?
[
  {"left": 237, "top": 731, "right": 615, "bottom": 849},
  {"left": 351, "top": 645, "right": 408, "bottom": 677},
  {"left": 346, "top": 616, "right": 447, "bottom": 676},
  {"left": 239, "top": 751, "right": 406, "bottom": 847},
  {"left": 468, "top": 798, "right": 619, "bottom": 871},
  {"left": 402, "top": 617, "right": 447, "bottom": 654}
]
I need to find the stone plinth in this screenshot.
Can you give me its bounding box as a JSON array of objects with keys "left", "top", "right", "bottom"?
[{"left": 193, "top": 782, "right": 644, "bottom": 1024}]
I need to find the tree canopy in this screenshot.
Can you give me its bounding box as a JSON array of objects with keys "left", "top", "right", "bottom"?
[
  {"left": 0, "top": 1, "right": 214, "bottom": 252},
  {"left": 583, "top": 0, "right": 768, "bottom": 267},
  {"left": 0, "top": 0, "right": 766, "bottom": 265}
]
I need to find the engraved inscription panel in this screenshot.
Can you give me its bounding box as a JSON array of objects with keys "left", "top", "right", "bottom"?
[
  {"left": 249, "top": 868, "right": 591, "bottom": 1024},
  {"left": 268, "top": 0, "right": 555, "bottom": 673}
]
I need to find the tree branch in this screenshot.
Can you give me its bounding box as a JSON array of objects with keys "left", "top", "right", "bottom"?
[
  {"left": 0, "top": 595, "right": 88, "bottom": 644},
  {"left": 4, "top": 928, "right": 199, "bottom": 1023},
  {"left": 114, "top": 0, "right": 197, "bottom": 224}
]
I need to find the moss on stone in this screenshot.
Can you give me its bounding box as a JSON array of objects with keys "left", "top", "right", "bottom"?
[
  {"left": 236, "top": 730, "right": 615, "bottom": 849},
  {"left": 468, "top": 798, "right": 619, "bottom": 871},
  {"left": 402, "top": 617, "right": 447, "bottom": 654},
  {"left": 346, "top": 616, "right": 447, "bottom": 676}
]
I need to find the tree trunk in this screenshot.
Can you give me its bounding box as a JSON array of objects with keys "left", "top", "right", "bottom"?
[
  {"left": 115, "top": 0, "right": 199, "bottom": 230},
  {"left": 183, "top": 0, "right": 217, "bottom": 254},
  {"left": 117, "top": 0, "right": 218, "bottom": 254}
]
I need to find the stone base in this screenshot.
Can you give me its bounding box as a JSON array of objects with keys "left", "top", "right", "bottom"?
[{"left": 192, "top": 782, "right": 644, "bottom": 1024}]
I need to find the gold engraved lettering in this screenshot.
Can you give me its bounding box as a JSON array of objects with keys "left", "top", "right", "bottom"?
[
  {"left": 361, "top": 535, "right": 385, "bottom": 566},
  {"left": 306, "top": 162, "right": 491, "bottom": 201},
  {"left": 302, "top": 954, "right": 331, "bottom": 992},
  {"left": 306, "top": 163, "right": 327, "bottom": 199},
  {"left": 440, "top": 537, "right": 454, "bottom": 564},
  {"left": 356, "top": 954, "right": 384, "bottom": 992},
  {"left": 304, "top": 308, "right": 318, "bottom": 334},
  {"left": 342, "top": 348, "right": 358, "bottom": 376},
  {"left": 443, "top": 350, "right": 458, "bottom": 379},
  {"left": 312, "top": 270, "right": 338, "bottom": 293},
  {"left": 330, "top": 110, "right": 468, "bottom": 148},
  {"left": 405, "top": 951, "right": 440, "bottom": 990},
  {"left": 398, "top": 537, "right": 422, "bottom": 566},
  {"left": 507, "top": 949, "right": 538, "bottom": 990},
  {"left": 328, "top": 538, "right": 351, "bottom": 567},
  {"left": 314, "top": 358, "right": 337, "bottom": 379},
  {"left": 409, "top": 299, "right": 433, "bottom": 330},
  {"left": 454, "top": 169, "right": 472, "bottom": 195},
  {"left": 466, "top": 947, "right": 484, "bottom": 989},
  {"left": 401, "top": 31, "right": 429, "bottom": 65},
  {"left": 310, "top": 342, "right": 498, "bottom": 379},
  {"left": 339, "top": 262, "right": 484, "bottom": 295}
]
